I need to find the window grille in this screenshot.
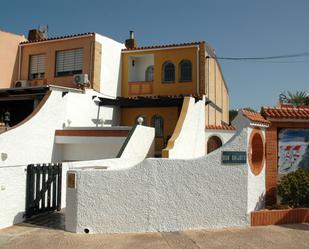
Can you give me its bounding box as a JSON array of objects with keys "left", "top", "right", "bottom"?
[
  {"left": 162, "top": 62, "right": 175, "bottom": 82},
  {"left": 179, "top": 60, "right": 192, "bottom": 81},
  {"left": 152, "top": 115, "right": 164, "bottom": 137}
]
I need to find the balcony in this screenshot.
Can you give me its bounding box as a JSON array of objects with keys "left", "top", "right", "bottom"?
[
  {"left": 128, "top": 81, "right": 153, "bottom": 95},
  {"left": 128, "top": 54, "right": 154, "bottom": 95}
]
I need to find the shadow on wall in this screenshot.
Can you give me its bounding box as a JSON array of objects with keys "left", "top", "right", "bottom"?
[
  {"left": 51, "top": 137, "right": 62, "bottom": 163},
  {"left": 9, "top": 42, "right": 20, "bottom": 88},
  {"left": 266, "top": 186, "right": 277, "bottom": 206},
  {"left": 254, "top": 193, "right": 265, "bottom": 211},
  {"left": 13, "top": 211, "right": 25, "bottom": 226}
]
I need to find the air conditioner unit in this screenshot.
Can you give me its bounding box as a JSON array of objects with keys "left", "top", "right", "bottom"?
[
  {"left": 14, "top": 80, "right": 31, "bottom": 88},
  {"left": 73, "top": 74, "right": 89, "bottom": 85}
]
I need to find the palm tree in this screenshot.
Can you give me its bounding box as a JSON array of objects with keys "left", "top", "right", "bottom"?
[{"left": 279, "top": 91, "right": 309, "bottom": 107}]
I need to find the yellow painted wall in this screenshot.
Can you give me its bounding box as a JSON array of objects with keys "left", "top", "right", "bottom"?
[
  {"left": 0, "top": 31, "right": 25, "bottom": 88},
  {"left": 20, "top": 35, "right": 95, "bottom": 89},
  {"left": 122, "top": 45, "right": 229, "bottom": 127},
  {"left": 122, "top": 47, "right": 199, "bottom": 97},
  {"left": 121, "top": 107, "right": 180, "bottom": 152},
  {"left": 204, "top": 55, "right": 229, "bottom": 125}
]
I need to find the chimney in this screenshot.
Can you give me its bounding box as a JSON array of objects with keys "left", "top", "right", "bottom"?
[
  {"left": 27, "top": 29, "right": 44, "bottom": 41},
  {"left": 125, "top": 31, "right": 138, "bottom": 49}
]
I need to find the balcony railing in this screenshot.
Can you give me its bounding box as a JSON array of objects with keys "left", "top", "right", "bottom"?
[{"left": 128, "top": 81, "right": 153, "bottom": 95}]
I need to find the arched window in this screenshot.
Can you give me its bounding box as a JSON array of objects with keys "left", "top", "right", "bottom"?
[
  {"left": 135, "top": 115, "right": 147, "bottom": 126},
  {"left": 179, "top": 60, "right": 192, "bottom": 82},
  {"left": 162, "top": 62, "right": 175, "bottom": 82},
  {"left": 145, "top": 66, "right": 154, "bottom": 81},
  {"left": 151, "top": 115, "right": 164, "bottom": 137},
  {"left": 207, "top": 136, "right": 222, "bottom": 154}
]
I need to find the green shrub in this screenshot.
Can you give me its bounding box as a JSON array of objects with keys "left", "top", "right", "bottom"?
[{"left": 277, "top": 169, "right": 309, "bottom": 208}]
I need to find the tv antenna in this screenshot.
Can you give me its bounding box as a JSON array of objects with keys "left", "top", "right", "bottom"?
[{"left": 38, "top": 25, "right": 49, "bottom": 38}]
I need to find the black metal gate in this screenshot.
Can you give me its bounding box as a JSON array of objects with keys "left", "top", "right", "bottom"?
[{"left": 25, "top": 163, "right": 62, "bottom": 218}]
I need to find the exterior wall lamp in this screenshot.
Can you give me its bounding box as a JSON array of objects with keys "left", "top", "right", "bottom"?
[
  {"left": 4, "top": 111, "right": 11, "bottom": 129},
  {"left": 137, "top": 116, "right": 144, "bottom": 125}
]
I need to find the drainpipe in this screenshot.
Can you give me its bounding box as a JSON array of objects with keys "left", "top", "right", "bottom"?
[
  {"left": 89, "top": 40, "right": 94, "bottom": 87},
  {"left": 18, "top": 45, "right": 21, "bottom": 80},
  {"left": 196, "top": 46, "right": 200, "bottom": 95}
]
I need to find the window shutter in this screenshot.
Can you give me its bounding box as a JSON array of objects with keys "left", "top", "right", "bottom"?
[
  {"left": 56, "top": 48, "right": 83, "bottom": 74},
  {"left": 30, "top": 54, "right": 46, "bottom": 74}
]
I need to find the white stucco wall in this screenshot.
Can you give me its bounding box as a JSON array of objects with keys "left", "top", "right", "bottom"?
[
  {"left": 62, "top": 125, "right": 155, "bottom": 171},
  {"left": 167, "top": 97, "right": 206, "bottom": 159},
  {"left": 128, "top": 55, "right": 154, "bottom": 82},
  {"left": 65, "top": 89, "right": 120, "bottom": 127},
  {"left": 66, "top": 128, "right": 264, "bottom": 234},
  {"left": 205, "top": 129, "right": 236, "bottom": 153},
  {"left": 95, "top": 34, "right": 124, "bottom": 97},
  {"left": 0, "top": 163, "right": 69, "bottom": 229},
  {"left": 0, "top": 88, "right": 122, "bottom": 167},
  {"left": 0, "top": 165, "right": 27, "bottom": 229},
  {"left": 60, "top": 139, "right": 125, "bottom": 161},
  {"left": 119, "top": 125, "right": 155, "bottom": 161},
  {"left": 0, "top": 88, "right": 124, "bottom": 229},
  {"left": 0, "top": 90, "right": 67, "bottom": 167}
]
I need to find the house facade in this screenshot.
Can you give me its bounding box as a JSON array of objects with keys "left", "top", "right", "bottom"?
[
  {"left": 0, "top": 31, "right": 26, "bottom": 88},
  {"left": 0, "top": 30, "right": 123, "bottom": 127},
  {"left": 0, "top": 29, "right": 230, "bottom": 154},
  {"left": 119, "top": 33, "right": 229, "bottom": 153},
  {"left": 18, "top": 30, "right": 123, "bottom": 95}
]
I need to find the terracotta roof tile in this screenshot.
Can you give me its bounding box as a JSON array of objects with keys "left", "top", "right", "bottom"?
[
  {"left": 122, "top": 41, "right": 204, "bottom": 51},
  {"left": 20, "top": 32, "right": 95, "bottom": 44},
  {"left": 242, "top": 109, "right": 271, "bottom": 126},
  {"left": 261, "top": 106, "right": 309, "bottom": 120},
  {"left": 118, "top": 94, "right": 204, "bottom": 100},
  {"left": 205, "top": 124, "right": 236, "bottom": 130}
]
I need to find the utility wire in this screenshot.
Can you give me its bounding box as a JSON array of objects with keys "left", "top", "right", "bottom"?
[
  {"left": 241, "top": 59, "right": 309, "bottom": 64},
  {"left": 215, "top": 52, "right": 309, "bottom": 61}
]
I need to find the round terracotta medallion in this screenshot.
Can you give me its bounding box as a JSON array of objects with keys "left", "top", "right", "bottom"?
[{"left": 248, "top": 128, "right": 265, "bottom": 176}]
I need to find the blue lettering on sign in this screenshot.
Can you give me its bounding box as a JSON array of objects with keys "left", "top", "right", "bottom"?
[{"left": 222, "top": 151, "right": 247, "bottom": 164}]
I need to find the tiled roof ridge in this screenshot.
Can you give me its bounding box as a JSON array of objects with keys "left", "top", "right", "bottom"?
[
  {"left": 241, "top": 109, "right": 271, "bottom": 125},
  {"left": 262, "top": 105, "right": 309, "bottom": 110},
  {"left": 118, "top": 94, "right": 205, "bottom": 99},
  {"left": 122, "top": 41, "right": 205, "bottom": 51},
  {"left": 261, "top": 106, "right": 309, "bottom": 119},
  {"left": 205, "top": 124, "right": 236, "bottom": 130},
  {"left": 20, "top": 32, "right": 95, "bottom": 44}
]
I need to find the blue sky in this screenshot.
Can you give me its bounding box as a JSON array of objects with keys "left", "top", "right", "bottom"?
[{"left": 1, "top": 0, "right": 308, "bottom": 110}]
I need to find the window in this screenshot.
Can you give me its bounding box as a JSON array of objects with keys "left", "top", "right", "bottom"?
[
  {"left": 162, "top": 62, "right": 175, "bottom": 82},
  {"left": 55, "top": 48, "right": 83, "bottom": 76},
  {"left": 179, "top": 60, "right": 192, "bottom": 82},
  {"left": 29, "top": 54, "right": 46, "bottom": 80},
  {"left": 145, "top": 66, "right": 154, "bottom": 81},
  {"left": 207, "top": 136, "right": 222, "bottom": 154},
  {"left": 152, "top": 115, "right": 164, "bottom": 137}
]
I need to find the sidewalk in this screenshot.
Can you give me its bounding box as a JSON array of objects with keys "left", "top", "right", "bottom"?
[{"left": 0, "top": 223, "right": 308, "bottom": 249}]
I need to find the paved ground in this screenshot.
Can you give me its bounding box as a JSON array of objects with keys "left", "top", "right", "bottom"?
[{"left": 0, "top": 213, "right": 308, "bottom": 249}]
